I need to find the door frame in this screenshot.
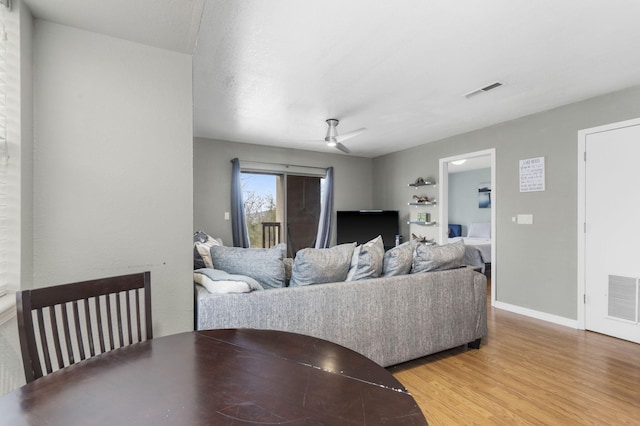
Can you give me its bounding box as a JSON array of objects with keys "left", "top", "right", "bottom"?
[
  {"left": 577, "top": 117, "right": 640, "bottom": 329},
  {"left": 439, "top": 148, "right": 496, "bottom": 305}
]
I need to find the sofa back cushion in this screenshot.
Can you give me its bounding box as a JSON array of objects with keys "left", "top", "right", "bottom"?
[
  {"left": 289, "top": 243, "right": 356, "bottom": 287},
  {"left": 346, "top": 236, "right": 385, "bottom": 281},
  {"left": 412, "top": 240, "right": 465, "bottom": 273},
  {"left": 210, "top": 243, "right": 287, "bottom": 289},
  {"left": 382, "top": 241, "right": 414, "bottom": 277}
]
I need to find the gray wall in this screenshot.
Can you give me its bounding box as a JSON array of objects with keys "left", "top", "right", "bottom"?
[
  {"left": 32, "top": 21, "right": 194, "bottom": 337},
  {"left": 449, "top": 168, "right": 491, "bottom": 236},
  {"left": 194, "top": 138, "right": 374, "bottom": 247},
  {"left": 373, "top": 84, "right": 640, "bottom": 321}
]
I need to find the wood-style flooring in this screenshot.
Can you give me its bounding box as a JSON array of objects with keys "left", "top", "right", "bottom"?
[{"left": 390, "top": 281, "right": 640, "bottom": 425}]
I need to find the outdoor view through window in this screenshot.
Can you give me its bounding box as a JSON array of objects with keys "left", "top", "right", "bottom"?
[{"left": 242, "top": 172, "right": 323, "bottom": 257}]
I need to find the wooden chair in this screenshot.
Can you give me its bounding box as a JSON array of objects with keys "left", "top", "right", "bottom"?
[
  {"left": 16, "top": 272, "right": 152, "bottom": 383},
  {"left": 262, "top": 222, "right": 281, "bottom": 248}
]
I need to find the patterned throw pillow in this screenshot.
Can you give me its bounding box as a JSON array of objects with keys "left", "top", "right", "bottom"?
[
  {"left": 412, "top": 240, "right": 465, "bottom": 273},
  {"left": 210, "top": 243, "right": 287, "bottom": 289},
  {"left": 382, "top": 240, "right": 415, "bottom": 277},
  {"left": 193, "top": 231, "right": 223, "bottom": 269},
  {"left": 289, "top": 243, "right": 356, "bottom": 287},
  {"left": 346, "top": 236, "right": 385, "bottom": 281}
]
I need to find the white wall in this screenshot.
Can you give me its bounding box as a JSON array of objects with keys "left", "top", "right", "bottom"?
[
  {"left": 33, "top": 21, "right": 193, "bottom": 336},
  {"left": 448, "top": 168, "right": 491, "bottom": 236}
]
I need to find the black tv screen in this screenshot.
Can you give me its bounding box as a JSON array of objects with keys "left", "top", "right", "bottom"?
[{"left": 336, "top": 210, "right": 399, "bottom": 249}]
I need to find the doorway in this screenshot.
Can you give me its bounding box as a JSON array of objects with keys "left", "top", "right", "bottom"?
[
  {"left": 578, "top": 118, "right": 640, "bottom": 343},
  {"left": 241, "top": 171, "right": 324, "bottom": 257},
  {"left": 439, "top": 149, "right": 496, "bottom": 305}
]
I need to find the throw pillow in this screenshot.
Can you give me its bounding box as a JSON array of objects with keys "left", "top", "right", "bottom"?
[
  {"left": 467, "top": 222, "right": 491, "bottom": 238},
  {"left": 210, "top": 243, "right": 287, "bottom": 289},
  {"left": 346, "top": 235, "right": 385, "bottom": 281},
  {"left": 412, "top": 240, "right": 465, "bottom": 273},
  {"left": 382, "top": 240, "right": 415, "bottom": 277},
  {"left": 194, "top": 268, "right": 264, "bottom": 294},
  {"left": 289, "top": 243, "right": 356, "bottom": 287},
  {"left": 193, "top": 231, "right": 222, "bottom": 269}
]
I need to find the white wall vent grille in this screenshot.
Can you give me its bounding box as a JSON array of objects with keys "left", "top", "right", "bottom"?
[{"left": 608, "top": 275, "right": 638, "bottom": 323}]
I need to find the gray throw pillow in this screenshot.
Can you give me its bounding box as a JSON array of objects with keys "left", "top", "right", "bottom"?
[
  {"left": 382, "top": 240, "right": 415, "bottom": 277},
  {"left": 346, "top": 235, "right": 385, "bottom": 281},
  {"left": 412, "top": 240, "right": 465, "bottom": 273},
  {"left": 289, "top": 243, "right": 356, "bottom": 287},
  {"left": 210, "top": 243, "right": 286, "bottom": 289}
]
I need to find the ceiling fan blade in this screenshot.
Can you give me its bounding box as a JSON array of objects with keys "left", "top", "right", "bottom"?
[
  {"left": 335, "top": 143, "right": 351, "bottom": 154},
  {"left": 335, "top": 128, "right": 366, "bottom": 143}
]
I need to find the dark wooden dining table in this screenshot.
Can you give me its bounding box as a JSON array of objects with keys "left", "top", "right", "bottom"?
[{"left": 0, "top": 328, "right": 428, "bottom": 425}]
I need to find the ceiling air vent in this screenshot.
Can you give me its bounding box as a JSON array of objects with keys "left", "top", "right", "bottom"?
[{"left": 464, "top": 81, "right": 504, "bottom": 99}]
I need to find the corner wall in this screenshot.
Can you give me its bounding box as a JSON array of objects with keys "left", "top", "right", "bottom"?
[
  {"left": 373, "top": 85, "right": 640, "bottom": 321},
  {"left": 32, "top": 21, "right": 194, "bottom": 336},
  {"left": 193, "top": 138, "right": 374, "bottom": 246}
]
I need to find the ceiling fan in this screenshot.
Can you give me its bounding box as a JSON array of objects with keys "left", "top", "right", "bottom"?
[{"left": 322, "top": 119, "right": 366, "bottom": 154}]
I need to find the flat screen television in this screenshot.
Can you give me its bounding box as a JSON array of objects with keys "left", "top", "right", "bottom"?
[{"left": 336, "top": 210, "right": 399, "bottom": 250}]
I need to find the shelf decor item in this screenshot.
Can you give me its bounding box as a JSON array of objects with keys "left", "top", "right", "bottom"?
[{"left": 417, "top": 212, "right": 427, "bottom": 223}]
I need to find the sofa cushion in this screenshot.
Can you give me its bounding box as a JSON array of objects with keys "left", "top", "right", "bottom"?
[
  {"left": 382, "top": 241, "right": 414, "bottom": 277},
  {"left": 210, "top": 243, "right": 287, "bottom": 289},
  {"left": 412, "top": 240, "right": 465, "bottom": 273},
  {"left": 289, "top": 243, "right": 356, "bottom": 287},
  {"left": 346, "top": 235, "right": 385, "bottom": 281}
]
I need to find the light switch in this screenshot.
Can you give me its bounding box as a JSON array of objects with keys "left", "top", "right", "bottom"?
[
  {"left": 517, "top": 214, "right": 533, "bottom": 225},
  {"left": 224, "top": 212, "right": 230, "bottom": 220}
]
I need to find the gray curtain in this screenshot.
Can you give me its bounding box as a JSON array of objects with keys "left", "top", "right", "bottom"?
[
  {"left": 315, "top": 166, "right": 334, "bottom": 248},
  {"left": 231, "top": 158, "right": 250, "bottom": 247}
]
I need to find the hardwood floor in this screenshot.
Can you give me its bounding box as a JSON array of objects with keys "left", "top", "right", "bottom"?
[{"left": 390, "top": 282, "right": 640, "bottom": 425}]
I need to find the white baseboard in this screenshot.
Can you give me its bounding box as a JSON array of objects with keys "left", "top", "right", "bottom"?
[{"left": 493, "top": 301, "right": 579, "bottom": 329}]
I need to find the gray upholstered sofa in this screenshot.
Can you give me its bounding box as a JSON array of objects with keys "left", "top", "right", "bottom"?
[{"left": 195, "top": 265, "right": 487, "bottom": 367}]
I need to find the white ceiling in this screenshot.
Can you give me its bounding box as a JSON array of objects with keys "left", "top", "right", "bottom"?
[{"left": 24, "top": 0, "right": 640, "bottom": 158}]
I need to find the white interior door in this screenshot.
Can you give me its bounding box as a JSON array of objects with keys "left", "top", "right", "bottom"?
[{"left": 584, "top": 123, "right": 640, "bottom": 343}]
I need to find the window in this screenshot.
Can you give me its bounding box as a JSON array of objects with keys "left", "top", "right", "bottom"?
[
  {"left": 0, "top": 6, "right": 8, "bottom": 293},
  {"left": 242, "top": 172, "right": 323, "bottom": 256}
]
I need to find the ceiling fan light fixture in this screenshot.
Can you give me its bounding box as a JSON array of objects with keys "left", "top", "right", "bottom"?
[
  {"left": 325, "top": 119, "right": 339, "bottom": 141},
  {"left": 326, "top": 139, "right": 337, "bottom": 147}
]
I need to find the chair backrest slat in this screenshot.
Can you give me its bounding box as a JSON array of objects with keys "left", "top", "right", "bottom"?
[
  {"left": 105, "top": 295, "right": 115, "bottom": 351},
  {"left": 16, "top": 272, "right": 152, "bottom": 383},
  {"left": 48, "top": 307, "right": 65, "bottom": 370},
  {"left": 128, "top": 292, "right": 135, "bottom": 345},
  {"left": 60, "top": 303, "right": 75, "bottom": 365},
  {"left": 135, "top": 289, "right": 142, "bottom": 343},
  {"left": 83, "top": 298, "right": 96, "bottom": 357},
  {"left": 95, "top": 296, "right": 106, "bottom": 353},
  {"left": 116, "top": 293, "right": 124, "bottom": 347},
  {"left": 71, "top": 301, "right": 86, "bottom": 361},
  {"left": 35, "top": 309, "right": 53, "bottom": 375}
]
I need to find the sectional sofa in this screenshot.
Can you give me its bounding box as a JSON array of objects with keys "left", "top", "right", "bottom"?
[{"left": 193, "top": 235, "right": 488, "bottom": 367}]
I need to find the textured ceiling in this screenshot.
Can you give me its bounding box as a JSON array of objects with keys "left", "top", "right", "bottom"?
[{"left": 25, "top": 0, "right": 640, "bottom": 158}]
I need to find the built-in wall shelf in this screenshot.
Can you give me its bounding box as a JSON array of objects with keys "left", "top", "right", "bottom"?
[
  {"left": 408, "top": 201, "right": 436, "bottom": 206},
  {"left": 407, "top": 221, "right": 437, "bottom": 226},
  {"left": 408, "top": 181, "right": 435, "bottom": 188}
]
